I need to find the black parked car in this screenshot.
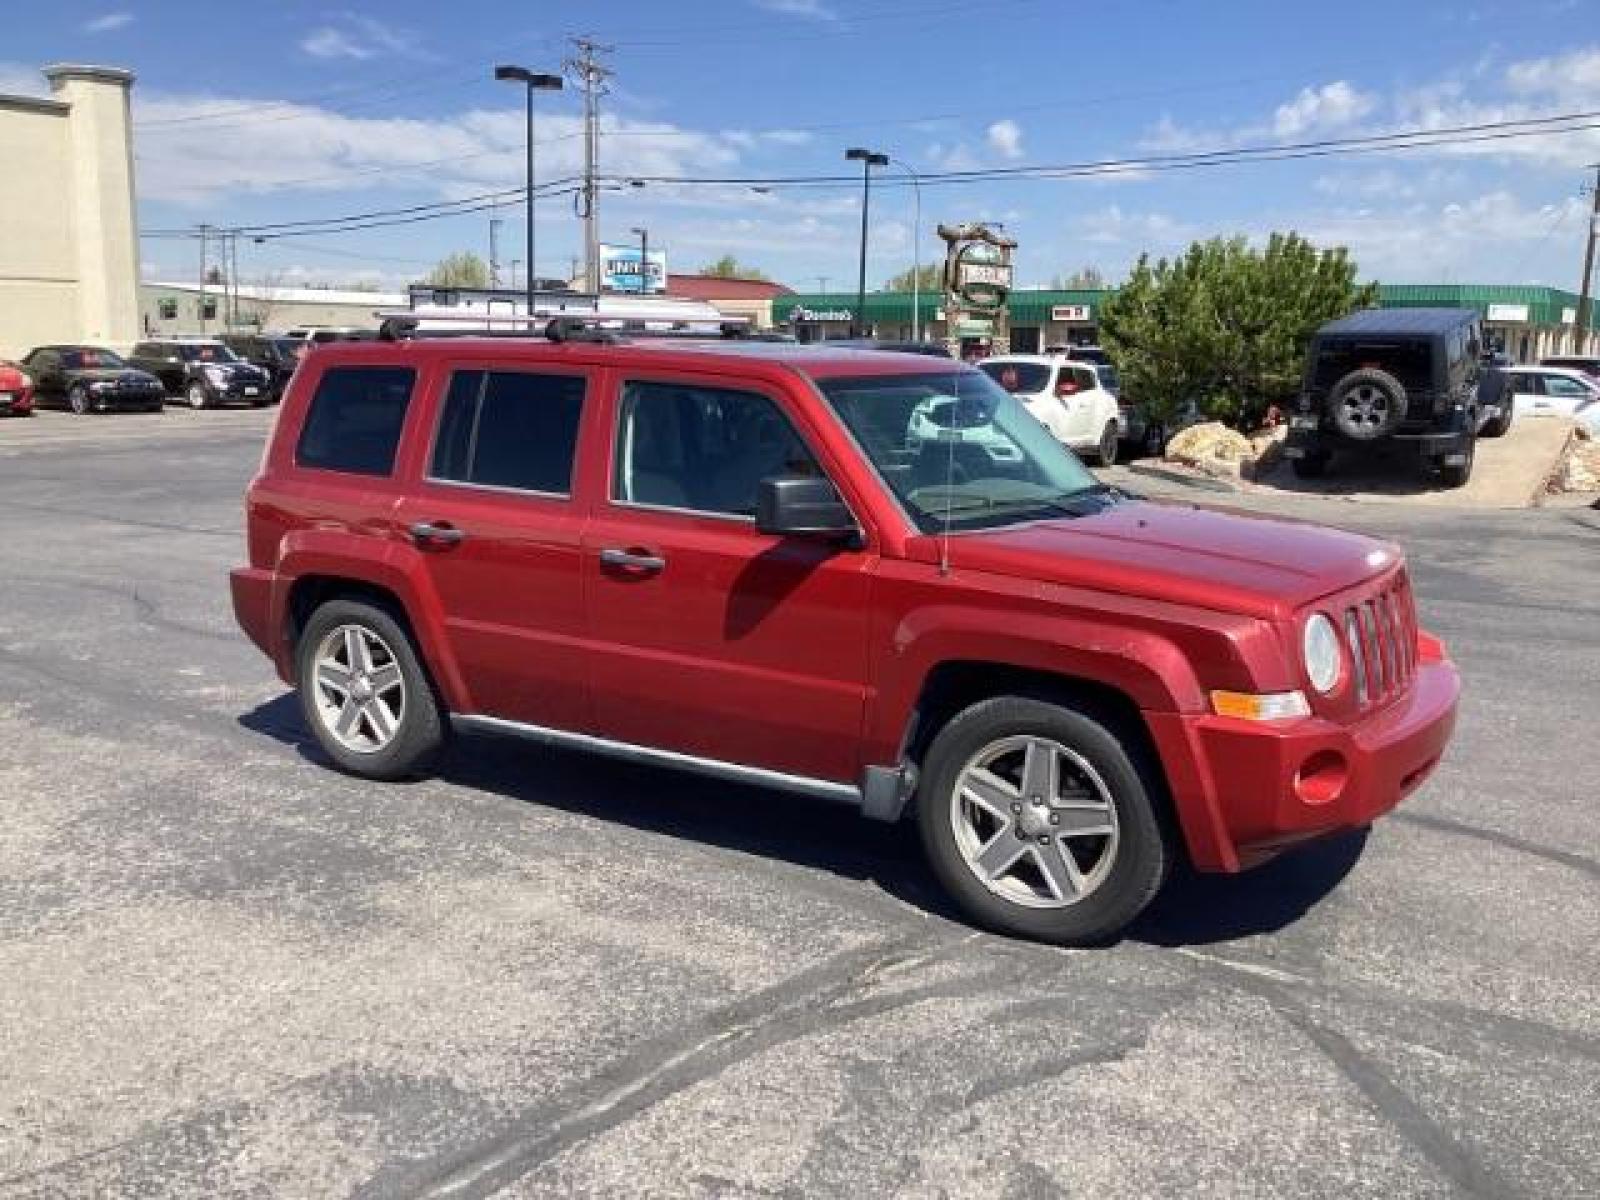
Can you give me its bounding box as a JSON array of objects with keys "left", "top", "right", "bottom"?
[
  {"left": 220, "top": 333, "right": 305, "bottom": 401},
  {"left": 20, "top": 345, "right": 165, "bottom": 414},
  {"left": 127, "top": 339, "right": 273, "bottom": 409},
  {"left": 1284, "top": 308, "right": 1509, "bottom": 489}
]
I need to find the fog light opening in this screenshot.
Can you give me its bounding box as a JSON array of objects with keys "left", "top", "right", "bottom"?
[{"left": 1294, "top": 750, "right": 1349, "bottom": 807}]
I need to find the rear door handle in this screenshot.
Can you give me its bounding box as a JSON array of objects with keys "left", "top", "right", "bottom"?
[
  {"left": 409, "top": 521, "right": 465, "bottom": 546},
  {"left": 599, "top": 547, "right": 666, "bottom": 573}
]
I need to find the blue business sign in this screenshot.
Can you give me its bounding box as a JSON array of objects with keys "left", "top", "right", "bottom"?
[{"left": 600, "top": 244, "right": 668, "bottom": 294}]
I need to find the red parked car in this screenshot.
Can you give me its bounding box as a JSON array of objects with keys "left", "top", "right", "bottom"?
[
  {"left": 0, "top": 360, "right": 35, "bottom": 416},
  {"left": 230, "top": 324, "right": 1460, "bottom": 944}
]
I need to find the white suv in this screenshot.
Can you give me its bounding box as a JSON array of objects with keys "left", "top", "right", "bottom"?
[{"left": 978, "top": 355, "right": 1122, "bottom": 465}]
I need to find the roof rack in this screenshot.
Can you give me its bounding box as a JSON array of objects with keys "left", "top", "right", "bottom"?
[{"left": 375, "top": 313, "right": 770, "bottom": 344}]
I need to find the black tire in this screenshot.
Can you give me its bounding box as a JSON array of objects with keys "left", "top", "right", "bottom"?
[
  {"left": 1328, "top": 367, "right": 1407, "bottom": 441},
  {"left": 1095, "top": 420, "right": 1119, "bottom": 467},
  {"left": 915, "top": 696, "right": 1173, "bottom": 945},
  {"left": 1291, "top": 452, "right": 1330, "bottom": 479},
  {"left": 1141, "top": 421, "right": 1167, "bottom": 459},
  {"left": 186, "top": 381, "right": 210, "bottom": 410},
  {"left": 68, "top": 384, "right": 91, "bottom": 415},
  {"left": 1480, "top": 405, "right": 1513, "bottom": 438},
  {"left": 1438, "top": 436, "right": 1475, "bottom": 488},
  {"left": 296, "top": 598, "right": 445, "bottom": 781}
]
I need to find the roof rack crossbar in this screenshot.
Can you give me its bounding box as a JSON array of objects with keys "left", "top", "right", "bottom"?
[{"left": 376, "top": 314, "right": 758, "bottom": 344}]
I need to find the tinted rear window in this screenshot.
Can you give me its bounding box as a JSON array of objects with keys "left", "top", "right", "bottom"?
[
  {"left": 296, "top": 366, "right": 415, "bottom": 476},
  {"left": 430, "top": 370, "right": 585, "bottom": 494},
  {"left": 979, "top": 362, "right": 1052, "bottom": 393},
  {"left": 1311, "top": 337, "right": 1432, "bottom": 392}
]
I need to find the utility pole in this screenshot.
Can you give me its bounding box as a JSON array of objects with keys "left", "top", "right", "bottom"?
[
  {"left": 565, "top": 36, "right": 613, "bottom": 293},
  {"left": 1576, "top": 163, "right": 1599, "bottom": 355},
  {"left": 489, "top": 215, "right": 503, "bottom": 288},
  {"left": 228, "top": 229, "right": 240, "bottom": 331},
  {"left": 197, "top": 223, "right": 210, "bottom": 335}
]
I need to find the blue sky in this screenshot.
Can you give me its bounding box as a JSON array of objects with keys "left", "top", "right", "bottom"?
[{"left": 6, "top": 0, "right": 1600, "bottom": 292}]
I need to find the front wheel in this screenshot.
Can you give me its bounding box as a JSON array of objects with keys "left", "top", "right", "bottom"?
[
  {"left": 1094, "top": 420, "right": 1119, "bottom": 467},
  {"left": 1438, "top": 437, "right": 1475, "bottom": 488},
  {"left": 916, "top": 696, "right": 1172, "bottom": 945},
  {"left": 186, "top": 381, "right": 210, "bottom": 410},
  {"left": 1480, "top": 406, "right": 1513, "bottom": 438},
  {"left": 296, "top": 599, "right": 445, "bottom": 780},
  {"left": 68, "top": 384, "right": 92, "bottom": 415}
]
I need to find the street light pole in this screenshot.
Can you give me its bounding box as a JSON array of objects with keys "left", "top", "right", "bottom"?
[
  {"left": 846, "top": 147, "right": 888, "bottom": 338},
  {"left": 495, "top": 65, "right": 564, "bottom": 319},
  {"left": 890, "top": 157, "right": 923, "bottom": 340}
]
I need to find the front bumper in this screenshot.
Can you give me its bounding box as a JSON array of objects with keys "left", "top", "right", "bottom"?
[
  {"left": 1149, "top": 642, "right": 1459, "bottom": 871},
  {"left": 0, "top": 389, "right": 33, "bottom": 415}
]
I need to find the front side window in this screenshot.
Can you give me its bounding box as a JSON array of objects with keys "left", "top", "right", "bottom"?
[
  {"left": 817, "top": 369, "right": 1103, "bottom": 533},
  {"left": 296, "top": 366, "right": 415, "bottom": 476},
  {"left": 430, "top": 370, "right": 585, "bottom": 495},
  {"left": 614, "top": 381, "right": 818, "bottom": 517}
]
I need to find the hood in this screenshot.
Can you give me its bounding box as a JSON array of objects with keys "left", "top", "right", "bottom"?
[{"left": 922, "top": 498, "right": 1395, "bottom": 619}]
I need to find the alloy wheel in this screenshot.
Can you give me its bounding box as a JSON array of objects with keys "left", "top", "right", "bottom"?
[
  {"left": 949, "top": 735, "right": 1121, "bottom": 908},
  {"left": 187, "top": 382, "right": 208, "bottom": 409},
  {"left": 1340, "top": 384, "right": 1389, "bottom": 434},
  {"left": 310, "top": 624, "right": 407, "bottom": 754}
]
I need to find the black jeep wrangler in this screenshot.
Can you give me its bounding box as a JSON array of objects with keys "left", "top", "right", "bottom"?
[{"left": 1284, "top": 308, "right": 1511, "bottom": 488}]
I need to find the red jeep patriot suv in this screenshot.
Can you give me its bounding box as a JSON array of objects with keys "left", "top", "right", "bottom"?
[{"left": 231, "top": 323, "right": 1460, "bottom": 944}]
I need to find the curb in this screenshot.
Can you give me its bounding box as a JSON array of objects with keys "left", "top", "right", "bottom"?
[{"left": 1124, "top": 463, "right": 1240, "bottom": 494}]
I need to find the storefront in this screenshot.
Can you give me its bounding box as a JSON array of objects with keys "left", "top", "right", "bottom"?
[{"left": 774, "top": 288, "right": 1106, "bottom": 350}]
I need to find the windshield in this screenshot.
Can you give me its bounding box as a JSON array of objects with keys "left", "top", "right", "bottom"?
[
  {"left": 178, "top": 343, "right": 239, "bottom": 363},
  {"left": 816, "top": 370, "right": 1104, "bottom": 533},
  {"left": 978, "top": 361, "right": 1052, "bottom": 394},
  {"left": 62, "top": 348, "right": 128, "bottom": 370}
]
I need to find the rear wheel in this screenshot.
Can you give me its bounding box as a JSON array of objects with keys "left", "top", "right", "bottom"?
[
  {"left": 1438, "top": 436, "right": 1475, "bottom": 488},
  {"left": 916, "top": 696, "right": 1172, "bottom": 945},
  {"left": 1480, "top": 406, "right": 1513, "bottom": 438},
  {"left": 1095, "top": 420, "right": 1119, "bottom": 466},
  {"left": 296, "top": 599, "right": 444, "bottom": 780},
  {"left": 1141, "top": 421, "right": 1167, "bottom": 459}
]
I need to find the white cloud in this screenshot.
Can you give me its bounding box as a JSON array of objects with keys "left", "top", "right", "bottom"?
[
  {"left": 129, "top": 90, "right": 746, "bottom": 206},
  {"left": 754, "top": 0, "right": 837, "bottom": 19},
  {"left": 301, "top": 14, "right": 434, "bottom": 62},
  {"left": 84, "top": 12, "right": 133, "bottom": 33},
  {"left": 1272, "top": 82, "right": 1377, "bottom": 137},
  {"left": 986, "top": 119, "right": 1024, "bottom": 160}
]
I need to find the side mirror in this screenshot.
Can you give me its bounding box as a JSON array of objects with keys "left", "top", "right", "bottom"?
[{"left": 756, "top": 475, "right": 859, "bottom": 542}]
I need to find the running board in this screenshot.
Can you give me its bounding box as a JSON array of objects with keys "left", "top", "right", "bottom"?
[{"left": 452, "top": 714, "right": 866, "bottom": 808}]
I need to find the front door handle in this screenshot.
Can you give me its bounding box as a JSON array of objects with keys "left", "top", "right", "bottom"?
[
  {"left": 599, "top": 547, "right": 666, "bottom": 573},
  {"left": 410, "top": 521, "right": 465, "bottom": 546}
]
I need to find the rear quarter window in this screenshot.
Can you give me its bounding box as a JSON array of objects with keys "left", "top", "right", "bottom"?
[{"left": 295, "top": 366, "right": 416, "bottom": 476}]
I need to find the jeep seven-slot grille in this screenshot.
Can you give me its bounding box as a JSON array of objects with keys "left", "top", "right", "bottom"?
[{"left": 1342, "top": 573, "right": 1418, "bottom": 708}]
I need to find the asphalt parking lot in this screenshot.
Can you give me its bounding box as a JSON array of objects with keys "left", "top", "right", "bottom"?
[{"left": 1, "top": 409, "right": 1596, "bottom": 1199}]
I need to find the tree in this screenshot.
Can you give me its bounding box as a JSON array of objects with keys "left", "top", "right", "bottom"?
[
  {"left": 1052, "top": 266, "right": 1106, "bottom": 290},
  {"left": 883, "top": 263, "right": 943, "bottom": 292},
  {"left": 427, "top": 251, "right": 491, "bottom": 288},
  {"left": 700, "top": 255, "right": 769, "bottom": 280},
  {"left": 1097, "top": 233, "right": 1377, "bottom": 428}
]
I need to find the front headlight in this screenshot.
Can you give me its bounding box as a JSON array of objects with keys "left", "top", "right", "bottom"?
[
  {"left": 1303, "top": 613, "right": 1343, "bottom": 694},
  {"left": 18, "top": 373, "right": 31, "bottom": 388},
  {"left": 91, "top": 379, "right": 115, "bottom": 391}
]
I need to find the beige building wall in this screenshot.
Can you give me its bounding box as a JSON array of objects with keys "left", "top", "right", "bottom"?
[{"left": 0, "top": 65, "right": 139, "bottom": 358}]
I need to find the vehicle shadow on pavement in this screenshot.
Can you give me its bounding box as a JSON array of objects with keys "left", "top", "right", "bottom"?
[
  {"left": 1129, "top": 829, "right": 1369, "bottom": 948},
  {"left": 238, "top": 694, "right": 1369, "bottom": 949}
]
